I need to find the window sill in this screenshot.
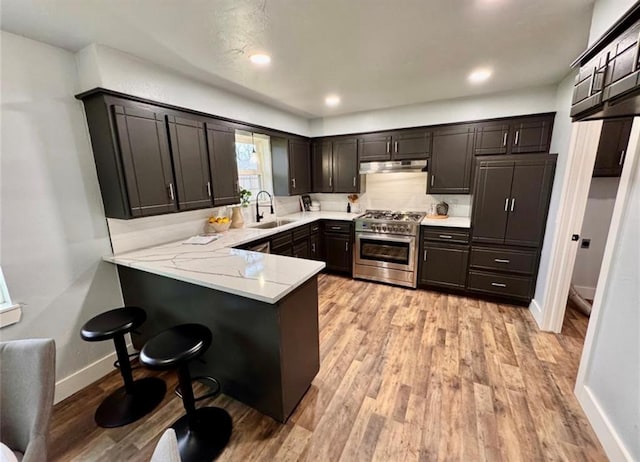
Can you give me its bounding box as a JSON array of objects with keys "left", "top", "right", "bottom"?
[{"left": 0, "top": 304, "right": 22, "bottom": 328}]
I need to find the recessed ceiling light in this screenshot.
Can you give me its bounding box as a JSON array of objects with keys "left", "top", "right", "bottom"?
[
  {"left": 325, "top": 95, "right": 341, "bottom": 107},
  {"left": 468, "top": 68, "right": 492, "bottom": 83},
  {"left": 249, "top": 54, "right": 271, "bottom": 65}
]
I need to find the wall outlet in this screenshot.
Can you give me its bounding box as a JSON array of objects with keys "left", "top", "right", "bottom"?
[{"left": 581, "top": 238, "right": 591, "bottom": 249}]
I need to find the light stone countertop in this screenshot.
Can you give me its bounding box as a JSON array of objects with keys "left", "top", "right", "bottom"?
[
  {"left": 104, "top": 211, "right": 360, "bottom": 304},
  {"left": 421, "top": 216, "right": 471, "bottom": 228}
]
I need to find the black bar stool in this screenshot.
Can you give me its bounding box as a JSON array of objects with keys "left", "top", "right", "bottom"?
[
  {"left": 80, "top": 306, "right": 166, "bottom": 428},
  {"left": 140, "top": 323, "right": 232, "bottom": 462}
]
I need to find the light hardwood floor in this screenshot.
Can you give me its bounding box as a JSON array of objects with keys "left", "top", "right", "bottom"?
[{"left": 50, "top": 274, "right": 605, "bottom": 461}]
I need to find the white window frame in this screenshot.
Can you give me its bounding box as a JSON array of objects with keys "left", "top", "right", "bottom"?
[
  {"left": 235, "top": 131, "right": 273, "bottom": 203},
  {"left": 0, "top": 266, "right": 22, "bottom": 327}
]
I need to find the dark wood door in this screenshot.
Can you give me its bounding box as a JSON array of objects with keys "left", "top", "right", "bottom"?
[
  {"left": 289, "top": 139, "right": 312, "bottom": 194},
  {"left": 593, "top": 117, "right": 633, "bottom": 177},
  {"left": 392, "top": 129, "right": 431, "bottom": 160},
  {"left": 324, "top": 234, "right": 351, "bottom": 273},
  {"left": 112, "top": 104, "right": 177, "bottom": 217},
  {"left": 358, "top": 133, "right": 392, "bottom": 161},
  {"left": 310, "top": 233, "right": 322, "bottom": 260},
  {"left": 206, "top": 123, "right": 240, "bottom": 206},
  {"left": 510, "top": 116, "right": 554, "bottom": 154},
  {"left": 419, "top": 242, "right": 469, "bottom": 289},
  {"left": 428, "top": 126, "right": 475, "bottom": 194},
  {"left": 167, "top": 115, "right": 212, "bottom": 210},
  {"left": 333, "top": 138, "right": 359, "bottom": 193},
  {"left": 293, "top": 240, "right": 310, "bottom": 259},
  {"left": 312, "top": 140, "right": 333, "bottom": 192},
  {"left": 471, "top": 160, "right": 514, "bottom": 245},
  {"left": 474, "top": 123, "right": 510, "bottom": 156},
  {"left": 504, "top": 159, "right": 555, "bottom": 247}
]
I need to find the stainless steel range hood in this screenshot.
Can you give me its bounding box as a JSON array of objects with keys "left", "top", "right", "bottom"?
[{"left": 359, "top": 159, "right": 428, "bottom": 174}]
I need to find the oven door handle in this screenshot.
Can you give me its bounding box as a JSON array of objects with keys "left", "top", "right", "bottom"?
[{"left": 356, "top": 233, "right": 415, "bottom": 244}]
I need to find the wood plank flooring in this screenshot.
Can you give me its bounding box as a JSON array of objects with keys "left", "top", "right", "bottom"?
[{"left": 49, "top": 274, "right": 605, "bottom": 461}]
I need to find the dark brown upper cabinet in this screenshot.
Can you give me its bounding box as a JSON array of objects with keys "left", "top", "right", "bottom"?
[
  {"left": 272, "top": 137, "right": 312, "bottom": 195},
  {"left": 593, "top": 117, "right": 633, "bottom": 177},
  {"left": 472, "top": 155, "right": 556, "bottom": 248},
  {"left": 358, "top": 129, "right": 430, "bottom": 162},
  {"left": 474, "top": 114, "right": 554, "bottom": 156},
  {"left": 81, "top": 93, "right": 178, "bottom": 219},
  {"left": 206, "top": 122, "right": 240, "bottom": 206},
  {"left": 571, "top": 4, "right": 640, "bottom": 120},
  {"left": 166, "top": 115, "right": 212, "bottom": 211},
  {"left": 312, "top": 137, "right": 362, "bottom": 193},
  {"left": 427, "top": 125, "right": 474, "bottom": 194}
]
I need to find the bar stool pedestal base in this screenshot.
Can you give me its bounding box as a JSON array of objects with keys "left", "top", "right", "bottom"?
[
  {"left": 172, "top": 407, "right": 232, "bottom": 462},
  {"left": 95, "top": 377, "right": 166, "bottom": 428}
]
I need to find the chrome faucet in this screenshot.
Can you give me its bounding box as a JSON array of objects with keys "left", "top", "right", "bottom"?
[{"left": 255, "top": 190, "right": 274, "bottom": 222}]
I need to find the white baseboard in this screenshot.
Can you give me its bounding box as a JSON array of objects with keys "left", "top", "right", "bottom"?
[
  {"left": 54, "top": 342, "right": 131, "bottom": 404},
  {"left": 529, "top": 298, "right": 544, "bottom": 328},
  {"left": 573, "top": 284, "right": 596, "bottom": 300},
  {"left": 575, "top": 384, "right": 633, "bottom": 461}
]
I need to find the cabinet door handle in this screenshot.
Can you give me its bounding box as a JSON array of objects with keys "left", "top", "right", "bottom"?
[
  {"left": 353, "top": 177, "right": 356, "bottom": 187},
  {"left": 312, "top": 243, "right": 316, "bottom": 252},
  {"left": 394, "top": 141, "right": 398, "bottom": 152},
  {"left": 386, "top": 141, "right": 390, "bottom": 153},
  {"left": 168, "top": 183, "right": 175, "bottom": 200},
  {"left": 345, "top": 242, "right": 349, "bottom": 251},
  {"left": 504, "top": 198, "right": 509, "bottom": 212},
  {"left": 510, "top": 198, "right": 515, "bottom": 212},
  {"left": 619, "top": 150, "right": 626, "bottom": 166},
  {"left": 206, "top": 181, "right": 212, "bottom": 197},
  {"left": 292, "top": 178, "right": 296, "bottom": 189},
  {"left": 439, "top": 235, "right": 453, "bottom": 239},
  {"left": 633, "top": 30, "right": 640, "bottom": 72},
  {"left": 329, "top": 176, "right": 332, "bottom": 187},
  {"left": 423, "top": 249, "right": 427, "bottom": 261},
  {"left": 514, "top": 130, "right": 520, "bottom": 146},
  {"left": 494, "top": 258, "right": 510, "bottom": 264},
  {"left": 502, "top": 132, "right": 507, "bottom": 146},
  {"left": 431, "top": 175, "right": 435, "bottom": 187},
  {"left": 491, "top": 282, "right": 507, "bottom": 288},
  {"left": 588, "top": 66, "right": 597, "bottom": 96}
]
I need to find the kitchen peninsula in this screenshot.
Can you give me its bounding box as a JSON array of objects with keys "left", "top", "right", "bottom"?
[{"left": 105, "top": 216, "right": 336, "bottom": 422}]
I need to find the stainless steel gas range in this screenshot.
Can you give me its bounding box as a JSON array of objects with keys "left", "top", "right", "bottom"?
[{"left": 353, "top": 210, "right": 426, "bottom": 288}]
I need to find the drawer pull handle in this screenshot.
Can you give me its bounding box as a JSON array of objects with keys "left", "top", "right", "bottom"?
[
  {"left": 331, "top": 226, "right": 341, "bottom": 230},
  {"left": 494, "top": 259, "right": 510, "bottom": 263},
  {"left": 491, "top": 282, "right": 507, "bottom": 288},
  {"left": 439, "top": 235, "right": 453, "bottom": 239}
]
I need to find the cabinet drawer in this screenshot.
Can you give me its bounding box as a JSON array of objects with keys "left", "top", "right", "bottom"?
[
  {"left": 324, "top": 220, "right": 351, "bottom": 234},
  {"left": 292, "top": 224, "right": 310, "bottom": 242},
  {"left": 310, "top": 223, "right": 321, "bottom": 234},
  {"left": 467, "top": 270, "right": 532, "bottom": 300},
  {"left": 469, "top": 247, "right": 537, "bottom": 275},
  {"left": 271, "top": 231, "right": 293, "bottom": 249},
  {"left": 422, "top": 227, "right": 469, "bottom": 244}
]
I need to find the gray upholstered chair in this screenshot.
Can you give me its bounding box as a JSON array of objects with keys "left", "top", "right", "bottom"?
[
  {"left": 150, "top": 429, "right": 181, "bottom": 462},
  {"left": 0, "top": 338, "right": 56, "bottom": 462}
]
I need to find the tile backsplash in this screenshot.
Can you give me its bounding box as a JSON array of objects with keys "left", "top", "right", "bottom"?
[{"left": 309, "top": 172, "right": 472, "bottom": 216}]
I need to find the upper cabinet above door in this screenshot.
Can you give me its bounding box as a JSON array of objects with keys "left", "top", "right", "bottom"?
[
  {"left": 474, "top": 114, "right": 554, "bottom": 156},
  {"left": 358, "top": 129, "right": 431, "bottom": 162}
]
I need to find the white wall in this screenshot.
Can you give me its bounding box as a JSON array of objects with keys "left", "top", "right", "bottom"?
[
  {"left": 572, "top": 177, "right": 620, "bottom": 298},
  {"left": 578, "top": 125, "right": 639, "bottom": 461},
  {"left": 76, "top": 44, "right": 310, "bottom": 137},
  {"left": 0, "top": 31, "right": 123, "bottom": 398},
  {"left": 530, "top": 71, "right": 578, "bottom": 319},
  {"left": 309, "top": 85, "right": 558, "bottom": 137},
  {"left": 588, "top": 0, "right": 637, "bottom": 44}
]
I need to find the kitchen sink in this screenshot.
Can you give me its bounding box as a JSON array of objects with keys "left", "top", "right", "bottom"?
[{"left": 251, "top": 219, "right": 298, "bottom": 229}]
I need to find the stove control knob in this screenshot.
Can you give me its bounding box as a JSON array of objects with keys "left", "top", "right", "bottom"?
[
  {"left": 381, "top": 226, "right": 387, "bottom": 232},
  {"left": 392, "top": 226, "right": 398, "bottom": 232}
]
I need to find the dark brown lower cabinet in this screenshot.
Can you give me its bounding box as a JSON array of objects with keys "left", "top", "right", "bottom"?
[
  {"left": 324, "top": 234, "right": 351, "bottom": 273},
  {"left": 293, "top": 240, "right": 310, "bottom": 259},
  {"left": 419, "top": 242, "right": 469, "bottom": 289}
]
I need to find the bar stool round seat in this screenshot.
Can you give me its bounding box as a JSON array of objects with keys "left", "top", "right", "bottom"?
[
  {"left": 80, "top": 307, "right": 166, "bottom": 428},
  {"left": 140, "top": 324, "right": 232, "bottom": 462}
]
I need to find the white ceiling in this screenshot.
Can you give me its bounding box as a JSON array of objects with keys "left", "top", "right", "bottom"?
[{"left": 1, "top": 0, "right": 595, "bottom": 118}]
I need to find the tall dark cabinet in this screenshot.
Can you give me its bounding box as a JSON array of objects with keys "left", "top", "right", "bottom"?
[{"left": 469, "top": 154, "right": 556, "bottom": 303}]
